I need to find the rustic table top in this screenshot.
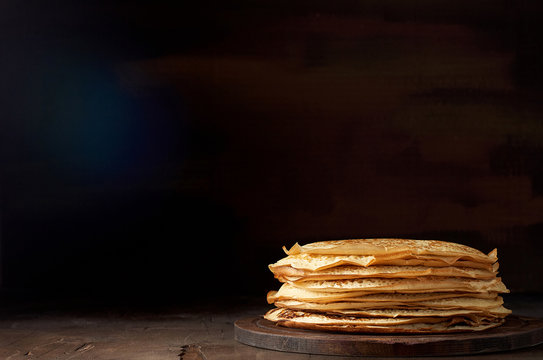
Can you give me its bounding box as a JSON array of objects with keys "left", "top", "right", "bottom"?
[{"left": 0, "top": 294, "right": 542, "bottom": 360}]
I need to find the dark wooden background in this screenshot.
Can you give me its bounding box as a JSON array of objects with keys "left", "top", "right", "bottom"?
[{"left": 1, "top": 0, "right": 543, "bottom": 305}]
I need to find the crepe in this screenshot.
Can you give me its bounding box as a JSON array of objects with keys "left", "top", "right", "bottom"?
[
  {"left": 264, "top": 308, "right": 504, "bottom": 333},
  {"left": 291, "top": 277, "right": 508, "bottom": 293},
  {"left": 271, "top": 265, "right": 497, "bottom": 282},
  {"left": 264, "top": 238, "right": 510, "bottom": 333},
  {"left": 284, "top": 239, "right": 497, "bottom": 264},
  {"left": 268, "top": 284, "right": 499, "bottom": 303},
  {"left": 274, "top": 296, "right": 504, "bottom": 311},
  {"left": 272, "top": 304, "right": 510, "bottom": 318},
  {"left": 271, "top": 253, "right": 498, "bottom": 272}
]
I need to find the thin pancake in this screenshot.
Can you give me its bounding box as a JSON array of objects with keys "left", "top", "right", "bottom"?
[
  {"left": 274, "top": 296, "right": 504, "bottom": 311},
  {"left": 273, "top": 304, "right": 510, "bottom": 318},
  {"left": 271, "top": 265, "right": 497, "bottom": 282},
  {"left": 268, "top": 284, "right": 499, "bottom": 303},
  {"left": 284, "top": 239, "right": 497, "bottom": 264},
  {"left": 291, "top": 277, "right": 508, "bottom": 293},
  {"left": 264, "top": 308, "right": 504, "bottom": 333},
  {"left": 271, "top": 253, "right": 498, "bottom": 272}
]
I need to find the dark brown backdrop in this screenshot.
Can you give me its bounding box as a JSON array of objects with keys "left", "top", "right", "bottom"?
[{"left": 2, "top": 0, "right": 543, "bottom": 304}]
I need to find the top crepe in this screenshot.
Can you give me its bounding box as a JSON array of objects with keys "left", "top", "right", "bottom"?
[
  {"left": 284, "top": 239, "right": 497, "bottom": 264},
  {"left": 270, "top": 253, "right": 498, "bottom": 272}
]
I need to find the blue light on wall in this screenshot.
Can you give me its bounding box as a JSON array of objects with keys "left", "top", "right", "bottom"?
[{"left": 31, "top": 53, "right": 187, "bottom": 185}]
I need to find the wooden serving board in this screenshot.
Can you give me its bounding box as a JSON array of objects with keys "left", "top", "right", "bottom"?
[{"left": 235, "top": 315, "right": 543, "bottom": 356}]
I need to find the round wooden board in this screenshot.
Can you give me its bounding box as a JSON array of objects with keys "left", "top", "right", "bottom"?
[{"left": 234, "top": 315, "right": 543, "bottom": 357}]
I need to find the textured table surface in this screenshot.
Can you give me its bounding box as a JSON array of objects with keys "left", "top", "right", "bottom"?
[{"left": 0, "top": 294, "right": 542, "bottom": 360}]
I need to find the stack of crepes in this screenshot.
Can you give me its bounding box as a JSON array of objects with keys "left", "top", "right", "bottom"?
[{"left": 265, "top": 239, "right": 511, "bottom": 333}]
